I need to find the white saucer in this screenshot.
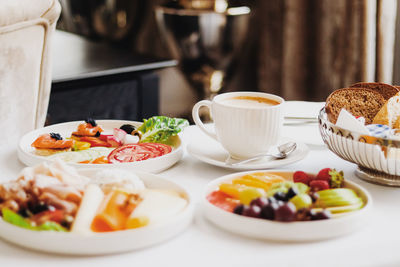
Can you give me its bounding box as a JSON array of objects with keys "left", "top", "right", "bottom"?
[{"left": 187, "top": 135, "right": 309, "bottom": 170}]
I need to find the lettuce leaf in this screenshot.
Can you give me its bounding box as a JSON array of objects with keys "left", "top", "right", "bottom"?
[
  {"left": 37, "top": 221, "right": 68, "bottom": 232},
  {"left": 138, "top": 116, "right": 189, "bottom": 144},
  {"left": 2, "top": 208, "right": 32, "bottom": 229},
  {"left": 1, "top": 208, "right": 67, "bottom": 232}
]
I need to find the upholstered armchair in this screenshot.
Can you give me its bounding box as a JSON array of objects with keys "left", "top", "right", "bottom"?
[{"left": 0, "top": 0, "right": 61, "bottom": 144}]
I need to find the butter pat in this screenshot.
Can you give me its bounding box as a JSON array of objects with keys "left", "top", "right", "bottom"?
[{"left": 336, "top": 109, "right": 369, "bottom": 134}]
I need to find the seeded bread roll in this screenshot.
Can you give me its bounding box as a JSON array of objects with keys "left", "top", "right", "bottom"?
[
  {"left": 325, "top": 88, "right": 385, "bottom": 124},
  {"left": 350, "top": 82, "right": 399, "bottom": 100}
]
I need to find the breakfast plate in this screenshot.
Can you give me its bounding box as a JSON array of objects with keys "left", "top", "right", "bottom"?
[
  {"left": 18, "top": 120, "right": 184, "bottom": 173},
  {"left": 202, "top": 170, "right": 372, "bottom": 241},
  {"left": 187, "top": 135, "right": 309, "bottom": 170},
  {"left": 0, "top": 168, "right": 194, "bottom": 255}
]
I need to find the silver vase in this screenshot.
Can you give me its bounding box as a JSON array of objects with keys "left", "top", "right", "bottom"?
[{"left": 155, "top": 4, "right": 251, "bottom": 100}]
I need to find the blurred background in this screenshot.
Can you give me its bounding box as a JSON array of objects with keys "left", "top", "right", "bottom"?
[{"left": 48, "top": 0, "right": 400, "bottom": 123}]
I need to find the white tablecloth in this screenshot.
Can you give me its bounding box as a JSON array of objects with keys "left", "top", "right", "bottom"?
[{"left": 1, "top": 103, "right": 400, "bottom": 267}]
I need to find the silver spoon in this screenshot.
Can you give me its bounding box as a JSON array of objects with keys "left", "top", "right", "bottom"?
[{"left": 225, "top": 142, "right": 297, "bottom": 166}]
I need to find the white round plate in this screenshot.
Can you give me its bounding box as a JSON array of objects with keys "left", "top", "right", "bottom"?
[
  {"left": 18, "top": 120, "right": 183, "bottom": 173},
  {"left": 187, "top": 136, "right": 309, "bottom": 170},
  {"left": 203, "top": 170, "right": 372, "bottom": 242},
  {"left": 0, "top": 170, "right": 194, "bottom": 255}
]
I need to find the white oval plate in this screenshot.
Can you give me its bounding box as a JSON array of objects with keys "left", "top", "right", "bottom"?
[
  {"left": 18, "top": 120, "right": 183, "bottom": 173},
  {"left": 187, "top": 136, "right": 309, "bottom": 170},
  {"left": 203, "top": 170, "right": 372, "bottom": 242},
  {"left": 0, "top": 169, "right": 194, "bottom": 255}
]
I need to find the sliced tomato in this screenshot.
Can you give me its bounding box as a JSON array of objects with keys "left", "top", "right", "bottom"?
[
  {"left": 156, "top": 143, "right": 172, "bottom": 154},
  {"left": 108, "top": 145, "right": 151, "bottom": 163},
  {"left": 140, "top": 143, "right": 172, "bottom": 156},
  {"left": 138, "top": 143, "right": 163, "bottom": 157},
  {"left": 107, "top": 143, "right": 172, "bottom": 163},
  {"left": 80, "top": 136, "right": 111, "bottom": 147}
]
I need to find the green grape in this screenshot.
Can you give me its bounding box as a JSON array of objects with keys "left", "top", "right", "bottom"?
[
  {"left": 239, "top": 188, "right": 264, "bottom": 205},
  {"left": 290, "top": 194, "right": 312, "bottom": 210}
]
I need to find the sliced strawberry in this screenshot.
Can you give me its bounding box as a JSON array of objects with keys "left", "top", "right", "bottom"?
[
  {"left": 316, "top": 168, "right": 332, "bottom": 182},
  {"left": 293, "top": 171, "right": 312, "bottom": 185},
  {"left": 310, "top": 180, "right": 330, "bottom": 191}
]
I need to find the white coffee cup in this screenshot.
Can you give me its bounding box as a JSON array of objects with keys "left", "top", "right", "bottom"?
[{"left": 192, "top": 91, "right": 285, "bottom": 159}]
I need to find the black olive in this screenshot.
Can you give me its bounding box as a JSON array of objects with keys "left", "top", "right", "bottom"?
[
  {"left": 18, "top": 209, "right": 29, "bottom": 217},
  {"left": 273, "top": 191, "right": 289, "bottom": 202},
  {"left": 85, "top": 118, "right": 97, "bottom": 127},
  {"left": 286, "top": 187, "right": 298, "bottom": 199},
  {"left": 120, "top": 124, "right": 136, "bottom": 134},
  {"left": 27, "top": 202, "right": 49, "bottom": 214},
  {"left": 233, "top": 204, "right": 245, "bottom": 215},
  {"left": 49, "top": 132, "right": 62, "bottom": 140},
  {"left": 94, "top": 131, "right": 101, "bottom": 137}
]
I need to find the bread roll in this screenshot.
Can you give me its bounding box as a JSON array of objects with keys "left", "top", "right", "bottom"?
[
  {"left": 373, "top": 92, "right": 400, "bottom": 128},
  {"left": 350, "top": 82, "right": 399, "bottom": 100},
  {"left": 325, "top": 88, "right": 385, "bottom": 124}
]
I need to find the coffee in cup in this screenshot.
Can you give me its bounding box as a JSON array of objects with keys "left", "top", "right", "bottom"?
[{"left": 192, "top": 92, "right": 284, "bottom": 159}]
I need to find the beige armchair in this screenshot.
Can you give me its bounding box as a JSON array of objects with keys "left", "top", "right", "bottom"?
[{"left": 0, "top": 0, "right": 61, "bottom": 145}]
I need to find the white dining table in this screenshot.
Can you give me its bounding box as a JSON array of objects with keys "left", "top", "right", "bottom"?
[{"left": 1, "top": 102, "right": 400, "bottom": 267}]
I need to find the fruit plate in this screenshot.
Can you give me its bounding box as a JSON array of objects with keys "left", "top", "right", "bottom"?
[
  {"left": 18, "top": 120, "right": 183, "bottom": 173},
  {"left": 0, "top": 169, "right": 194, "bottom": 255},
  {"left": 202, "top": 170, "right": 372, "bottom": 242}
]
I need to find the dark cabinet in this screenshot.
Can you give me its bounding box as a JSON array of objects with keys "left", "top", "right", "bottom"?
[
  {"left": 48, "top": 72, "right": 159, "bottom": 124},
  {"left": 47, "top": 31, "right": 176, "bottom": 125}
]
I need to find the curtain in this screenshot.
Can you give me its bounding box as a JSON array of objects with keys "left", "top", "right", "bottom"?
[
  {"left": 256, "top": 0, "right": 397, "bottom": 101},
  {"left": 135, "top": 0, "right": 398, "bottom": 109}
]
